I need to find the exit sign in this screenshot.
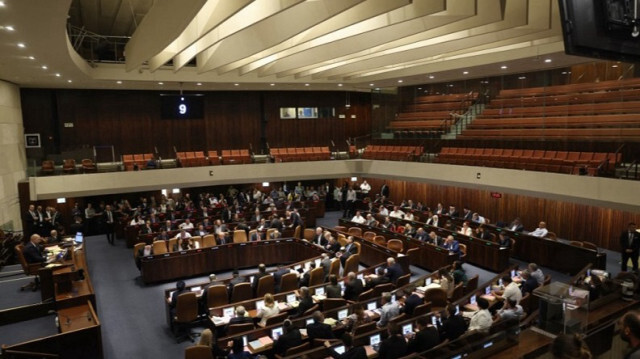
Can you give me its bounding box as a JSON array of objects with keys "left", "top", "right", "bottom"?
[{"left": 490, "top": 192, "right": 502, "bottom": 198}]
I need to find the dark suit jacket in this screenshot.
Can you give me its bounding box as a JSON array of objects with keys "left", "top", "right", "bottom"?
[
  {"left": 378, "top": 334, "right": 407, "bottom": 359},
  {"left": 326, "top": 242, "right": 341, "bottom": 256},
  {"left": 343, "top": 243, "right": 358, "bottom": 259},
  {"left": 326, "top": 284, "right": 342, "bottom": 298},
  {"left": 439, "top": 314, "right": 467, "bottom": 341},
  {"left": 224, "top": 316, "right": 254, "bottom": 335},
  {"left": 170, "top": 288, "right": 187, "bottom": 309},
  {"left": 314, "top": 234, "right": 328, "bottom": 247},
  {"left": 250, "top": 232, "right": 264, "bottom": 241},
  {"left": 620, "top": 230, "right": 640, "bottom": 253},
  {"left": 228, "top": 276, "right": 246, "bottom": 296},
  {"left": 402, "top": 294, "right": 422, "bottom": 316},
  {"left": 415, "top": 232, "right": 428, "bottom": 242},
  {"left": 381, "top": 185, "right": 389, "bottom": 198},
  {"left": 23, "top": 242, "right": 45, "bottom": 263},
  {"left": 270, "top": 218, "right": 284, "bottom": 230},
  {"left": 296, "top": 296, "right": 314, "bottom": 317},
  {"left": 306, "top": 322, "right": 335, "bottom": 341},
  {"left": 326, "top": 346, "right": 367, "bottom": 359},
  {"left": 252, "top": 272, "right": 270, "bottom": 293},
  {"left": 272, "top": 329, "right": 303, "bottom": 355},
  {"left": 406, "top": 326, "right": 439, "bottom": 354},
  {"left": 385, "top": 263, "right": 403, "bottom": 284},
  {"left": 521, "top": 277, "right": 539, "bottom": 296},
  {"left": 343, "top": 279, "right": 364, "bottom": 301},
  {"left": 273, "top": 268, "right": 290, "bottom": 287}
]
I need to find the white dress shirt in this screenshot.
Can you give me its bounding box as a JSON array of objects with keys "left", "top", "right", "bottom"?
[
  {"left": 530, "top": 227, "right": 548, "bottom": 238},
  {"left": 468, "top": 309, "right": 492, "bottom": 333}
]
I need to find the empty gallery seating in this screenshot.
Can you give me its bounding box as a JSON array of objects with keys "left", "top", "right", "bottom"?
[
  {"left": 361, "top": 145, "right": 423, "bottom": 161},
  {"left": 270, "top": 147, "right": 331, "bottom": 162},
  {"left": 122, "top": 153, "right": 154, "bottom": 170},
  {"left": 437, "top": 147, "right": 620, "bottom": 175},
  {"left": 220, "top": 149, "right": 251, "bottom": 165}
]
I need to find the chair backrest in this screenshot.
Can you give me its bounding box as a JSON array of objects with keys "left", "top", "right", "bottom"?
[
  {"left": 230, "top": 282, "right": 252, "bottom": 303},
  {"left": 344, "top": 254, "right": 359, "bottom": 275},
  {"left": 152, "top": 240, "right": 168, "bottom": 255},
  {"left": 293, "top": 225, "right": 301, "bottom": 239},
  {"left": 303, "top": 304, "right": 319, "bottom": 316},
  {"left": 227, "top": 322, "right": 254, "bottom": 336},
  {"left": 202, "top": 234, "right": 216, "bottom": 248},
  {"left": 395, "top": 273, "right": 411, "bottom": 288},
  {"left": 285, "top": 342, "right": 311, "bottom": 357},
  {"left": 459, "top": 243, "right": 467, "bottom": 258},
  {"left": 372, "top": 283, "right": 394, "bottom": 297},
  {"left": 387, "top": 239, "right": 404, "bottom": 252},
  {"left": 175, "top": 292, "right": 198, "bottom": 323},
  {"left": 308, "top": 267, "right": 325, "bottom": 287},
  {"left": 390, "top": 313, "right": 406, "bottom": 324},
  {"left": 353, "top": 241, "right": 361, "bottom": 254},
  {"left": 464, "top": 274, "right": 479, "bottom": 295},
  {"left": 337, "top": 234, "right": 347, "bottom": 247},
  {"left": 348, "top": 227, "right": 362, "bottom": 237},
  {"left": 582, "top": 241, "right": 598, "bottom": 251},
  {"left": 334, "top": 226, "right": 347, "bottom": 232},
  {"left": 265, "top": 311, "right": 289, "bottom": 326},
  {"left": 303, "top": 228, "right": 315, "bottom": 241},
  {"left": 256, "top": 275, "right": 275, "bottom": 297},
  {"left": 412, "top": 302, "right": 431, "bottom": 317},
  {"left": 233, "top": 230, "right": 247, "bottom": 243},
  {"left": 569, "top": 241, "right": 583, "bottom": 247},
  {"left": 192, "top": 236, "right": 202, "bottom": 249},
  {"left": 323, "top": 298, "right": 347, "bottom": 311},
  {"left": 279, "top": 273, "right": 299, "bottom": 293},
  {"left": 353, "top": 321, "right": 377, "bottom": 336},
  {"left": 424, "top": 288, "right": 448, "bottom": 308},
  {"left": 519, "top": 292, "right": 531, "bottom": 315},
  {"left": 329, "top": 259, "right": 341, "bottom": 278},
  {"left": 133, "top": 242, "right": 146, "bottom": 260},
  {"left": 543, "top": 274, "right": 552, "bottom": 286},
  {"left": 374, "top": 236, "right": 387, "bottom": 246},
  {"left": 184, "top": 345, "right": 214, "bottom": 359},
  {"left": 545, "top": 231, "right": 557, "bottom": 240},
  {"left": 357, "top": 289, "right": 374, "bottom": 302},
  {"left": 168, "top": 238, "right": 177, "bottom": 252},
  {"left": 266, "top": 228, "right": 276, "bottom": 238},
  {"left": 363, "top": 231, "right": 376, "bottom": 241},
  {"left": 451, "top": 282, "right": 464, "bottom": 302},
  {"left": 207, "top": 285, "right": 228, "bottom": 309},
  {"left": 14, "top": 244, "right": 38, "bottom": 275}
]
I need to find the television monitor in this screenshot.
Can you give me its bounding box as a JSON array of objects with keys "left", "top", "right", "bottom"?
[
  {"left": 426, "top": 278, "right": 432, "bottom": 285},
  {"left": 455, "top": 305, "right": 460, "bottom": 315},
  {"left": 558, "top": 0, "right": 640, "bottom": 62},
  {"left": 367, "top": 301, "right": 377, "bottom": 311},
  {"left": 498, "top": 279, "right": 504, "bottom": 287},
  {"left": 74, "top": 232, "right": 84, "bottom": 245},
  {"left": 272, "top": 327, "right": 283, "bottom": 340},
  {"left": 511, "top": 269, "right": 516, "bottom": 278},
  {"left": 587, "top": 269, "right": 591, "bottom": 277},
  {"left": 242, "top": 336, "right": 248, "bottom": 347},
  {"left": 160, "top": 94, "right": 204, "bottom": 119},
  {"left": 315, "top": 258, "right": 321, "bottom": 267},
  {"left": 191, "top": 286, "right": 201, "bottom": 292},
  {"left": 431, "top": 316, "right": 438, "bottom": 326},
  {"left": 338, "top": 309, "right": 348, "bottom": 320},
  {"left": 391, "top": 294, "right": 396, "bottom": 303},
  {"left": 485, "top": 286, "right": 491, "bottom": 295}
]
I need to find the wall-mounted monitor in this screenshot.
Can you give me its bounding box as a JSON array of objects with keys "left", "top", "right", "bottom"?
[{"left": 160, "top": 94, "right": 204, "bottom": 119}]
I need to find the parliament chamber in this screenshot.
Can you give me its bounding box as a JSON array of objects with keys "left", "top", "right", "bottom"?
[{"left": 2, "top": 1, "right": 640, "bottom": 358}]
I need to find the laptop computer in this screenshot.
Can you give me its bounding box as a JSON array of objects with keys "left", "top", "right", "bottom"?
[
  {"left": 334, "top": 345, "right": 346, "bottom": 354},
  {"left": 306, "top": 318, "right": 314, "bottom": 326},
  {"left": 367, "top": 301, "right": 377, "bottom": 311},
  {"left": 256, "top": 300, "right": 265, "bottom": 311},
  {"left": 286, "top": 294, "right": 296, "bottom": 303},
  {"left": 272, "top": 327, "right": 283, "bottom": 340},
  {"left": 426, "top": 277, "right": 432, "bottom": 285},
  {"left": 369, "top": 333, "right": 381, "bottom": 351},
  {"left": 470, "top": 295, "right": 477, "bottom": 305},
  {"left": 315, "top": 287, "right": 325, "bottom": 296},
  {"left": 223, "top": 307, "right": 234, "bottom": 318},
  {"left": 337, "top": 309, "right": 348, "bottom": 320},
  {"left": 485, "top": 286, "right": 491, "bottom": 295},
  {"left": 402, "top": 323, "right": 413, "bottom": 335},
  {"left": 74, "top": 232, "right": 83, "bottom": 246}
]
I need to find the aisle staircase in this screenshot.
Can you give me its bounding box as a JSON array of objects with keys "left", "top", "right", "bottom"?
[{"left": 441, "top": 103, "right": 485, "bottom": 139}]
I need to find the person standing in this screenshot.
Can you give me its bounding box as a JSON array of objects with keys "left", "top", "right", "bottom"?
[
  {"left": 621, "top": 223, "right": 640, "bottom": 272},
  {"left": 103, "top": 204, "right": 116, "bottom": 245}
]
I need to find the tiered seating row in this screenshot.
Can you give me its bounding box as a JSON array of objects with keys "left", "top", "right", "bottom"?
[
  {"left": 467, "top": 114, "right": 639, "bottom": 129},
  {"left": 175, "top": 149, "right": 251, "bottom": 167},
  {"left": 220, "top": 149, "right": 252, "bottom": 164},
  {"left": 270, "top": 147, "right": 331, "bottom": 162},
  {"left": 122, "top": 153, "right": 154, "bottom": 170},
  {"left": 437, "top": 147, "right": 620, "bottom": 175},
  {"left": 176, "top": 151, "right": 209, "bottom": 167},
  {"left": 498, "top": 77, "right": 640, "bottom": 98},
  {"left": 458, "top": 128, "right": 640, "bottom": 141},
  {"left": 479, "top": 101, "right": 640, "bottom": 118},
  {"left": 490, "top": 87, "right": 640, "bottom": 108},
  {"left": 362, "top": 145, "right": 423, "bottom": 161}
]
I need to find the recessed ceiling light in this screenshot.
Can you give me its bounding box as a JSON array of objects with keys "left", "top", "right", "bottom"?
[
  {"left": 463, "top": 71, "right": 469, "bottom": 75},
  {"left": 17, "top": 43, "right": 25, "bottom": 48},
  {"left": 428, "top": 75, "right": 435, "bottom": 79},
  {"left": 375, "top": 88, "right": 380, "bottom": 90},
  {"left": 5, "top": 25, "right": 14, "bottom": 31},
  {"left": 158, "top": 82, "right": 163, "bottom": 85},
  {"left": 270, "top": 83, "right": 275, "bottom": 86},
  {"left": 501, "top": 65, "right": 508, "bottom": 69},
  {"left": 67, "top": 80, "right": 72, "bottom": 83},
  {"left": 116, "top": 81, "right": 122, "bottom": 84},
  {"left": 55, "top": 73, "right": 61, "bottom": 77},
  {"left": 304, "top": 83, "right": 309, "bottom": 86},
  {"left": 369, "top": 83, "right": 374, "bottom": 86},
  {"left": 612, "top": 64, "right": 619, "bottom": 68},
  {"left": 544, "top": 58, "right": 552, "bottom": 63},
  {"left": 518, "top": 76, "right": 526, "bottom": 80},
  {"left": 397, "top": 79, "right": 403, "bottom": 83},
  {"left": 338, "top": 84, "right": 343, "bottom": 87},
  {"left": 234, "top": 83, "right": 239, "bottom": 86},
  {"left": 28, "top": 56, "right": 35, "bottom": 60},
  {"left": 196, "top": 82, "right": 202, "bottom": 86},
  {"left": 417, "top": 87, "right": 422, "bottom": 90},
  {"left": 41, "top": 65, "right": 47, "bottom": 70},
  {"left": 0, "top": 2, "right": 5, "bottom": 7}
]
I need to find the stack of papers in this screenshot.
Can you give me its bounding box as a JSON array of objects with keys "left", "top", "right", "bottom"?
[
  {"left": 323, "top": 318, "right": 338, "bottom": 326},
  {"left": 248, "top": 336, "right": 273, "bottom": 351}
]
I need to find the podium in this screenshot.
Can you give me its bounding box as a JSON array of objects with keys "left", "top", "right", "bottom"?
[{"left": 534, "top": 282, "right": 589, "bottom": 335}]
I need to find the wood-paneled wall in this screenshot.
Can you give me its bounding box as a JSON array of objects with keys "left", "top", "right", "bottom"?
[
  {"left": 20, "top": 89, "right": 372, "bottom": 159},
  {"left": 341, "top": 177, "right": 640, "bottom": 252}
]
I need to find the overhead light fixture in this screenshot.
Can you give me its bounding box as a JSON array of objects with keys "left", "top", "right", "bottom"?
[
  {"left": 234, "top": 83, "right": 239, "bottom": 86},
  {"left": 338, "top": 84, "right": 343, "bottom": 87},
  {"left": 17, "top": 43, "right": 25, "bottom": 48},
  {"left": 262, "top": 182, "right": 269, "bottom": 187},
  {"left": 304, "top": 83, "right": 310, "bottom": 86},
  {"left": 369, "top": 83, "right": 374, "bottom": 86},
  {"left": 350, "top": 177, "right": 358, "bottom": 182},
  {"left": 0, "top": 1, "right": 5, "bottom": 7},
  {"left": 463, "top": 71, "right": 469, "bottom": 75},
  {"left": 28, "top": 56, "right": 34, "bottom": 60},
  {"left": 158, "top": 82, "right": 163, "bottom": 85},
  {"left": 397, "top": 79, "right": 403, "bottom": 83},
  {"left": 55, "top": 73, "right": 61, "bottom": 77},
  {"left": 56, "top": 198, "right": 66, "bottom": 204},
  {"left": 417, "top": 87, "right": 422, "bottom": 90},
  {"left": 270, "top": 83, "right": 275, "bottom": 86},
  {"left": 116, "top": 80, "right": 122, "bottom": 84},
  {"left": 428, "top": 75, "right": 435, "bottom": 79},
  {"left": 518, "top": 76, "right": 526, "bottom": 80},
  {"left": 41, "top": 65, "right": 47, "bottom": 70},
  {"left": 67, "top": 80, "right": 72, "bottom": 83},
  {"left": 501, "top": 65, "right": 508, "bottom": 69},
  {"left": 5, "top": 25, "right": 14, "bottom": 31},
  {"left": 196, "top": 82, "right": 202, "bottom": 86},
  {"left": 172, "top": 188, "right": 180, "bottom": 194},
  {"left": 612, "top": 64, "right": 619, "bottom": 68},
  {"left": 544, "top": 59, "right": 552, "bottom": 63}
]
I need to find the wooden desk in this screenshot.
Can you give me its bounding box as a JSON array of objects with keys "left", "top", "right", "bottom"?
[
  {"left": 141, "top": 238, "right": 327, "bottom": 284},
  {"left": 57, "top": 301, "right": 99, "bottom": 334}
]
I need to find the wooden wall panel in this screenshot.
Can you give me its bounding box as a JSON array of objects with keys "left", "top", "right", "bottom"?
[
  {"left": 339, "top": 177, "right": 640, "bottom": 252},
  {"left": 20, "top": 89, "right": 372, "bottom": 159}
]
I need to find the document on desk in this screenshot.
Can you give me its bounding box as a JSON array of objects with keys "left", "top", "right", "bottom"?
[
  {"left": 249, "top": 336, "right": 273, "bottom": 351},
  {"left": 211, "top": 316, "right": 231, "bottom": 326},
  {"left": 323, "top": 318, "right": 337, "bottom": 327},
  {"left": 45, "top": 263, "right": 63, "bottom": 269}
]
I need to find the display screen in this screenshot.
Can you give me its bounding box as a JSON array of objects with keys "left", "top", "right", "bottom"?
[{"left": 160, "top": 94, "right": 204, "bottom": 119}]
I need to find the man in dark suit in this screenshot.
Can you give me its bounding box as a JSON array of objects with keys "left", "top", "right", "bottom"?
[
  {"left": 508, "top": 218, "right": 524, "bottom": 232},
  {"left": 299, "top": 262, "right": 316, "bottom": 287},
  {"left": 402, "top": 286, "right": 423, "bottom": 316},
  {"left": 378, "top": 322, "right": 407, "bottom": 359},
  {"left": 169, "top": 280, "right": 187, "bottom": 319},
  {"left": 313, "top": 227, "right": 328, "bottom": 247},
  {"left": 306, "top": 311, "right": 335, "bottom": 341},
  {"left": 343, "top": 272, "right": 364, "bottom": 301},
  {"left": 443, "top": 235, "right": 461, "bottom": 257},
  {"left": 270, "top": 216, "right": 284, "bottom": 231},
  {"left": 273, "top": 319, "right": 303, "bottom": 356},
  {"left": 250, "top": 230, "right": 264, "bottom": 241},
  {"left": 621, "top": 223, "right": 640, "bottom": 272},
  {"left": 69, "top": 216, "right": 84, "bottom": 236},
  {"left": 296, "top": 286, "right": 314, "bottom": 318},
  {"left": 448, "top": 205, "right": 459, "bottom": 218},
  {"left": 384, "top": 257, "right": 403, "bottom": 285},
  {"left": 326, "top": 236, "right": 341, "bottom": 257},
  {"left": 224, "top": 305, "right": 254, "bottom": 335},
  {"left": 414, "top": 227, "right": 428, "bottom": 242},
  {"left": 227, "top": 269, "right": 246, "bottom": 299},
  {"left": 251, "top": 263, "right": 270, "bottom": 295},
  {"left": 273, "top": 265, "right": 290, "bottom": 292},
  {"left": 406, "top": 316, "right": 440, "bottom": 354},
  {"left": 103, "top": 204, "right": 116, "bottom": 245},
  {"left": 23, "top": 234, "right": 46, "bottom": 264},
  {"left": 340, "top": 236, "right": 358, "bottom": 266},
  {"left": 438, "top": 304, "right": 467, "bottom": 342},
  {"left": 520, "top": 270, "right": 539, "bottom": 296},
  {"left": 324, "top": 333, "right": 367, "bottom": 359},
  {"left": 462, "top": 207, "right": 473, "bottom": 221},
  {"left": 47, "top": 230, "right": 62, "bottom": 244},
  {"left": 25, "top": 204, "right": 38, "bottom": 236},
  {"left": 365, "top": 267, "right": 391, "bottom": 290},
  {"left": 380, "top": 183, "right": 390, "bottom": 198},
  {"left": 288, "top": 209, "right": 303, "bottom": 229}
]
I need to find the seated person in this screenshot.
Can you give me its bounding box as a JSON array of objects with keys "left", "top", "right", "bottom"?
[
  {"left": 452, "top": 260, "right": 468, "bottom": 286},
  {"left": 140, "top": 220, "right": 153, "bottom": 234},
  {"left": 135, "top": 244, "right": 153, "bottom": 269},
  {"left": 343, "top": 272, "right": 364, "bottom": 301},
  {"left": 343, "top": 303, "right": 371, "bottom": 334},
  {"left": 272, "top": 319, "right": 302, "bottom": 356},
  {"left": 520, "top": 269, "right": 539, "bottom": 296},
  {"left": 529, "top": 221, "right": 549, "bottom": 238},
  {"left": 414, "top": 227, "right": 428, "bottom": 242},
  {"left": 256, "top": 293, "right": 280, "bottom": 327},
  {"left": 173, "top": 234, "right": 194, "bottom": 251},
  {"left": 384, "top": 257, "right": 403, "bottom": 284},
  {"left": 227, "top": 336, "right": 252, "bottom": 359},
  {"left": 251, "top": 263, "right": 270, "bottom": 295},
  {"left": 494, "top": 298, "right": 524, "bottom": 323},
  {"left": 378, "top": 322, "right": 407, "bottom": 359},
  {"left": 497, "top": 232, "right": 511, "bottom": 248},
  {"left": 380, "top": 217, "right": 396, "bottom": 232},
  {"left": 169, "top": 280, "right": 187, "bottom": 317},
  {"left": 306, "top": 311, "right": 335, "bottom": 341},
  {"left": 351, "top": 210, "right": 365, "bottom": 224},
  {"left": 528, "top": 263, "right": 545, "bottom": 286},
  {"left": 339, "top": 236, "right": 358, "bottom": 266},
  {"left": 436, "top": 268, "right": 454, "bottom": 299},
  {"left": 406, "top": 316, "right": 440, "bottom": 354},
  {"left": 376, "top": 292, "right": 400, "bottom": 328},
  {"left": 326, "top": 274, "right": 342, "bottom": 298},
  {"left": 492, "top": 275, "right": 522, "bottom": 306},
  {"left": 23, "top": 234, "right": 46, "bottom": 264},
  {"left": 145, "top": 156, "right": 157, "bottom": 169},
  {"left": 468, "top": 297, "right": 492, "bottom": 333},
  {"left": 365, "top": 267, "right": 391, "bottom": 289},
  {"left": 155, "top": 229, "right": 170, "bottom": 241},
  {"left": 227, "top": 269, "right": 246, "bottom": 299},
  {"left": 324, "top": 333, "right": 366, "bottom": 359},
  {"left": 325, "top": 235, "right": 341, "bottom": 256},
  {"left": 193, "top": 224, "right": 208, "bottom": 237},
  {"left": 587, "top": 274, "right": 615, "bottom": 301},
  {"left": 224, "top": 306, "right": 254, "bottom": 335},
  {"left": 269, "top": 229, "right": 282, "bottom": 239},
  {"left": 475, "top": 225, "right": 492, "bottom": 240},
  {"left": 299, "top": 262, "right": 316, "bottom": 287},
  {"left": 438, "top": 304, "right": 467, "bottom": 342},
  {"left": 402, "top": 286, "right": 422, "bottom": 316},
  {"left": 442, "top": 235, "right": 461, "bottom": 256},
  {"left": 48, "top": 230, "right": 62, "bottom": 244},
  {"left": 295, "top": 286, "right": 314, "bottom": 318}
]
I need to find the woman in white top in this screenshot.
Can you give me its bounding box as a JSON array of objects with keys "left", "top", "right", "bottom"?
[
  {"left": 256, "top": 293, "right": 280, "bottom": 326},
  {"left": 458, "top": 221, "right": 473, "bottom": 237},
  {"left": 437, "top": 268, "right": 455, "bottom": 299}
]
